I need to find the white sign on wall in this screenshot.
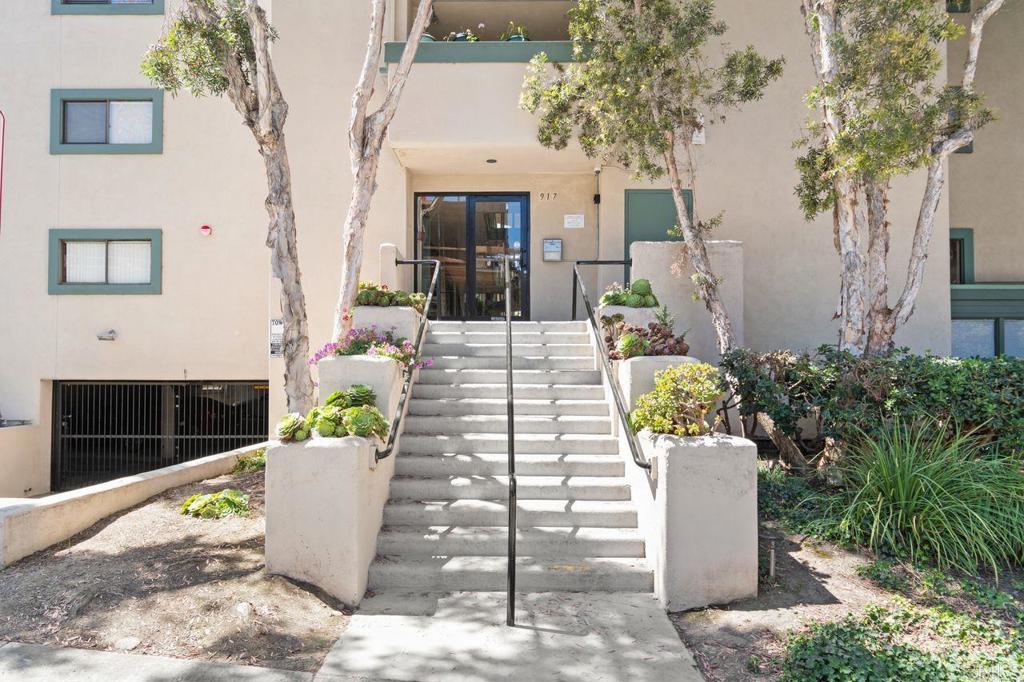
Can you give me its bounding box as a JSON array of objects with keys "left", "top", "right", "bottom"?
[
  {"left": 269, "top": 318, "right": 284, "bottom": 358},
  {"left": 564, "top": 214, "right": 585, "bottom": 229}
]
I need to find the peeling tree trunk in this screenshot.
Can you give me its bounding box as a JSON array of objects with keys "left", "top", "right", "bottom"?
[
  {"left": 259, "top": 138, "right": 315, "bottom": 414},
  {"left": 332, "top": 0, "right": 434, "bottom": 342}
]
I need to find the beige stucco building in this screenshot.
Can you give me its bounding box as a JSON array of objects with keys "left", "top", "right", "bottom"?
[{"left": 0, "top": 0, "right": 1021, "bottom": 496}]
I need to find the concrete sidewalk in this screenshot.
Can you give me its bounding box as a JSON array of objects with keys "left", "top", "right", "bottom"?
[
  {"left": 320, "top": 591, "right": 703, "bottom": 682},
  {"left": 0, "top": 593, "right": 703, "bottom": 682}
]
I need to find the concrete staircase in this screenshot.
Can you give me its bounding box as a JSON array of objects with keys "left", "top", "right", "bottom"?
[{"left": 368, "top": 320, "right": 653, "bottom": 593}]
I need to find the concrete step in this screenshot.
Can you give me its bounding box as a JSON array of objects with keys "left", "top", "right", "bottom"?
[
  {"left": 422, "top": 343, "right": 594, "bottom": 358},
  {"left": 383, "top": 499, "right": 639, "bottom": 528},
  {"left": 429, "top": 321, "right": 588, "bottom": 333},
  {"left": 411, "top": 383, "right": 606, "bottom": 401},
  {"left": 377, "top": 526, "right": 646, "bottom": 558},
  {"left": 418, "top": 369, "right": 602, "bottom": 385},
  {"left": 426, "top": 331, "right": 591, "bottom": 345},
  {"left": 388, "top": 475, "right": 631, "bottom": 501},
  {"left": 399, "top": 433, "right": 620, "bottom": 455},
  {"left": 403, "top": 414, "right": 611, "bottom": 435},
  {"left": 427, "top": 356, "right": 595, "bottom": 370},
  {"left": 408, "top": 398, "right": 609, "bottom": 417},
  {"left": 368, "top": 556, "right": 653, "bottom": 592},
  {"left": 395, "top": 453, "right": 624, "bottom": 477}
]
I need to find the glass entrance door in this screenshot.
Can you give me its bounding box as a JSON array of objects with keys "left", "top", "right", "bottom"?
[{"left": 416, "top": 193, "right": 529, "bottom": 320}]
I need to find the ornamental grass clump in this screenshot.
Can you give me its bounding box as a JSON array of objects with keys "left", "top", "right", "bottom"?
[
  {"left": 825, "top": 419, "right": 1024, "bottom": 574},
  {"left": 630, "top": 363, "right": 722, "bottom": 437},
  {"left": 180, "top": 489, "right": 249, "bottom": 519}
]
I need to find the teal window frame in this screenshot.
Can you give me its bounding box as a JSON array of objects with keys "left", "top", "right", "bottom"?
[
  {"left": 50, "top": 89, "right": 164, "bottom": 154},
  {"left": 48, "top": 228, "right": 162, "bottom": 295},
  {"left": 624, "top": 189, "right": 693, "bottom": 279},
  {"left": 950, "top": 228, "right": 975, "bottom": 284},
  {"left": 951, "top": 284, "right": 1024, "bottom": 356},
  {"left": 51, "top": 0, "right": 164, "bottom": 15}
]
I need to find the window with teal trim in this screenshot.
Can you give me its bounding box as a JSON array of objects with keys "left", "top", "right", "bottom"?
[
  {"left": 51, "top": 89, "right": 164, "bottom": 154},
  {"left": 49, "top": 229, "right": 162, "bottom": 295},
  {"left": 52, "top": 0, "right": 164, "bottom": 16},
  {"left": 950, "top": 228, "right": 974, "bottom": 284}
]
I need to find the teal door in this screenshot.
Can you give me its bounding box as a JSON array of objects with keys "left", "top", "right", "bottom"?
[{"left": 624, "top": 189, "right": 692, "bottom": 277}]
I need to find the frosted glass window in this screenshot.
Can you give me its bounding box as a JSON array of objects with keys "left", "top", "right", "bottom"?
[
  {"left": 951, "top": 319, "right": 996, "bottom": 358},
  {"left": 107, "top": 241, "right": 151, "bottom": 284},
  {"left": 1003, "top": 320, "right": 1024, "bottom": 358},
  {"left": 63, "top": 102, "right": 107, "bottom": 144},
  {"left": 64, "top": 242, "right": 107, "bottom": 283},
  {"left": 108, "top": 101, "right": 153, "bottom": 144},
  {"left": 62, "top": 240, "right": 151, "bottom": 285}
]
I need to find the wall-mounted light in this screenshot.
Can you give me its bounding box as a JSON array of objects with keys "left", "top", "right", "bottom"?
[
  {"left": 485, "top": 159, "right": 497, "bottom": 164},
  {"left": 97, "top": 329, "right": 118, "bottom": 341},
  {"left": 199, "top": 224, "right": 213, "bottom": 236}
]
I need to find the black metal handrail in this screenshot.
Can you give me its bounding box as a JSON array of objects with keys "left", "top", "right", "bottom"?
[
  {"left": 503, "top": 254, "right": 518, "bottom": 626},
  {"left": 571, "top": 260, "right": 652, "bottom": 471},
  {"left": 374, "top": 258, "right": 441, "bottom": 462}
]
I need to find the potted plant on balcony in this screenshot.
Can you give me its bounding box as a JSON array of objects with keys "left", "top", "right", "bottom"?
[
  {"left": 447, "top": 25, "right": 482, "bottom": 42},
  {"left": 500, "top": 22, "right": 530, "bottom": 42}
]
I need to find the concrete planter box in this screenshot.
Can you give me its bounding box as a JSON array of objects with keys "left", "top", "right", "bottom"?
[
  {"left": 618, "top": 355, "right": 700, "bottom": 412},
  {"left": 352, "top": 305, "right": 423, "bottom": 343},
  {"left": 597, "top": 304, "right": 659, "bottom": 331},
  {"left": 265, "top": 437, "right": 393, "bottom": 606},
  {"left": 317, "top": 355, "right": 406, "bottom": 419},
  {"left": 635, "top": 432, "right": 758, "bottom": 611}
]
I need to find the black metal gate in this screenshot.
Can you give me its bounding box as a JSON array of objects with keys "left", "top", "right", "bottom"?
[{"left": 52, "top": 381, "right": 269, "bottom": 491}]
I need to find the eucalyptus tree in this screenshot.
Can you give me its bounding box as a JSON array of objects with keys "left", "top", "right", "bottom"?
[
  {"left": 332, "top": 0, "right": 434, "bottom": 341},
  {"left": 142, "top": 0, "right": 315, "bottom": 414},
  {"left": 520, "top": 0, "right": 783, "bottom": 355},
  {"left": 798, "top": 0, "right": 1007, "bottom": 355}
]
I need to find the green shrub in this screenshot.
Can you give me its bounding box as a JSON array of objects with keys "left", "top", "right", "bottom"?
[
  {"left": 758, "top": 464, "right": 827, "bottom": 534},
  {"left": 824, "top": 420, "right": 1024, "bottom": 574},
  {"left": 630, "top": 363, "right": 721, "bottom": 436},
  {"left": 720, "top": 346, "right": 1024, "bottom": 457},
  {"left": 232, "top": 449, "right": 266, "bottom": 474},
  {"left": 180, "top": 489, "right": 249, "bottom": 519}
]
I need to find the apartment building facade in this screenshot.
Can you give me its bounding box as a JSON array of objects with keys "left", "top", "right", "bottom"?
[{"left": 0, "top": 0, "right": 1021, "bottom": 496}]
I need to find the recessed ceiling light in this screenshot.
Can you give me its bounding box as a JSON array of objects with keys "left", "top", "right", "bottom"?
[{"left": 486, "top": 158, "right": 498, "bottom": 164}]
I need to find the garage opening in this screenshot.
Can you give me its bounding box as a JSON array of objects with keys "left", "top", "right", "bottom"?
[{"left": 51, "top": 381, "right": 269, "bottom": 491}]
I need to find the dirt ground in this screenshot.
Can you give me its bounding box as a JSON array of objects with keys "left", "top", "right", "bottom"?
[
  {"left": 0, "top": 467, "right": 350, "bottom": 672},
  {"left": 670, "top": 523, "right": 1023, "bottom": 681}
]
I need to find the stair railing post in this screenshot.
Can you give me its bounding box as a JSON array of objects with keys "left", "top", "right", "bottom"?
[{"left": 504, "top": 254, "right": 517, "bottom": 627}]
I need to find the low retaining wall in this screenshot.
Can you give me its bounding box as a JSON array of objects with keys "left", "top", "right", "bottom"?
[
  {"left": 265, "top": 437, "right": 388, "bottom": 606},
  {"left": 0, "top": 442, "right": 267, "bottom": 568},
  {"left": 352, "top": 305, "right": 422, "bottom": 343},
  {"left": 620, "top": 431, "right": 758, "bottom": 611},
  {"left": 0, "top": 424, "right": 47, "bottom": 498}
]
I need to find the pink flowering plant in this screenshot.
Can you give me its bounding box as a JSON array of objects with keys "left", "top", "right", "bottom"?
[{"left": 309, "top": 326, "right": 432, "bottom": 371}]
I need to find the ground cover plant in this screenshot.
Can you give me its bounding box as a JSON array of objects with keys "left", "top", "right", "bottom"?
[
  {"left": 180, "top": 488, "right": 250, "bottom": 519},
  {"left": 276, "top": 383, "right": 390, "bottom": 443},
  {"left": 601, "top": 314, "right": 690, "bottom": 360},
  {"left": 232, "top": 449, "right": 266, "bottom": 474},
  {"left": 309, "top": 326, "right": 430, "bottom": 370}
]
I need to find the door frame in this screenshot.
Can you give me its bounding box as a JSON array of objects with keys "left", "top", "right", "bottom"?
[{"left": 414, "top": 191, "right": 531, "bottom": 321}]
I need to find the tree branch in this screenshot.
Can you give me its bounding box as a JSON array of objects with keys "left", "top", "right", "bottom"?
[
  {"left": 247, "top": 1, "right": 285, "bottom": 143},
  {"left": 349, "top": 0, "right": 386, "bottom": 172}
]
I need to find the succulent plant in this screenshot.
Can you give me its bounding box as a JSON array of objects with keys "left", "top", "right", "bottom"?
[
  {"left": 323, "top": 391, "right": 351, "bottom": 409},
  {"left": 631, "top": 279, "right": 652, "bottom": 296},
  {"left": 314, "top": 405, "right": 347, "bottom": 438},
  {"left": 643, "top": 294, "right": 658, "bottom": 308},
  {"left": 356, "top": 289, "right": 377, "bottom": 305},
  {"left": 617, "top": 332, "right": 650, "bottom": 359},
  {"left": 347, "top": 384, "right": 376, "bottom": 408},
  {"left": 342, "top": 405, "right": 389, "bottom": 440},
  {"left": 275, "top": 413, "right": 310, "bottom": 442},
  {"left": 409, "top": 292, "right": 427, "bottom": 313},
  {"left": 625, "top": 293, "right": 644, "bottom": 308}
]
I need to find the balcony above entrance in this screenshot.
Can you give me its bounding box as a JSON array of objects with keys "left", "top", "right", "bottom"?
[{"left": 383, "top": 41, "right": 591, "bottom": 172}]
